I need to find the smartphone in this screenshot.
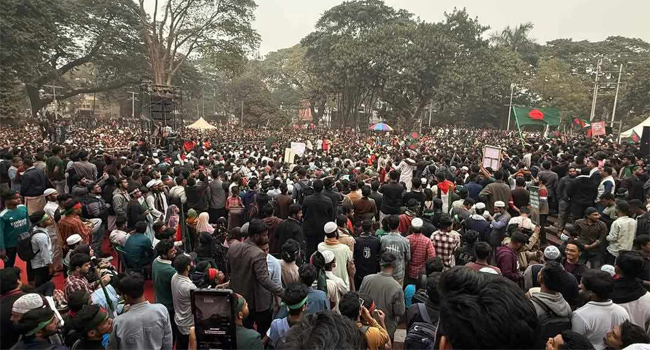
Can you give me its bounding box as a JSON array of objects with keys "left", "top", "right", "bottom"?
[{"left": 191, "top": 289, "right": 237, "bottom": 350}]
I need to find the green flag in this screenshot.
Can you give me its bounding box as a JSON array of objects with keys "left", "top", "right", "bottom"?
[{"left": 512, "top": 106, "right": 561, "bottom": 126}]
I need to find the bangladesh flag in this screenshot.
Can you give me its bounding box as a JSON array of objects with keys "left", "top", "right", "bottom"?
[
  {"left": 512, "top": 106, "right": 561, "bottom": 126},
  {"left": 406, "top": 132, "right": 419, "bottom": 149},
  {"left": 573, "top": 118, "right": 590, "bottom": 128}
]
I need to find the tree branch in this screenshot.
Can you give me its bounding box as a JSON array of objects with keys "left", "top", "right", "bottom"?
[{"left": 40, "top": 79, "right": 139, "bottom": 105}]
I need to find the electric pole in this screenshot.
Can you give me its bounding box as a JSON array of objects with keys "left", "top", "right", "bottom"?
[
  {"left": 589, "top": 58, "right": 603, "bottom": 122},
  {"left": 610, "top": 64, "right": 624, "bottom": 127},
  {"left": 127, "top": 91, "right": 137, "bottom": 119}
]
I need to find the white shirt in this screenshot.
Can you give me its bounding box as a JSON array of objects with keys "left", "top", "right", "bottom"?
[
  {"left": 607, "top": 216, "right": 636, "bottom": 257},
  {"left": 572, "top": 300, "right": 630, "bottom": 350},
  {"left": 508, "top": 216, "right": 537, "bottom": 232},
  {"left": 615, "top": 291, "right": 650, "bottom": 335},
  {"left": 267, "top": 254, "right": 282, "bottom": 287}
]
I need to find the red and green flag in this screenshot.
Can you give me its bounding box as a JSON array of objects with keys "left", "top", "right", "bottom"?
[
  {"left": 512, "top": 106, "right": 561, "bottom": 127},
  {"left": 573, "top": 118, "right": 590, "bottom": 128},
  {"left": 406, "top": 132, "right": 420, "bottom": 149}
]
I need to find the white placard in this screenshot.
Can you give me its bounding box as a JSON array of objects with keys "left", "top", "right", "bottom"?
[{"left": 290, "top": 142, "right": 306, "bottom": 157}]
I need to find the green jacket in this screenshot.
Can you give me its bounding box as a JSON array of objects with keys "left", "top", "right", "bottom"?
[
  {"left": 236, "top": 325, "right": 263, "bottom": 350},
  {"left": 0, "top": 205, "right": 29, "bottom": 249},
  {"left": 152, "top": 257, "right": 176, "bottom": 310}
]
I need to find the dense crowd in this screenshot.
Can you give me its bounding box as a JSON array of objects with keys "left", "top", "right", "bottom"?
[{"left": 0, "top": 121, "right": 649, "bottom": 350}]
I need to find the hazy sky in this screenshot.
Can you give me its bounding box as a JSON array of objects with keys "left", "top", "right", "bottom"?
[{"left": 253, "top": 0, "right": 650, "bottom": 55}]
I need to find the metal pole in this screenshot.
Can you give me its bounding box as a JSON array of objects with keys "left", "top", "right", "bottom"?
[
  {"left": 428, "top": 99, "right": 433, "bottom": 127},
  {"left": 202, "top": 88, "right": 205, "bottom": 119},
  {"left": 589, "top": 58, "right": 602, "bottom": 121},
  {"left": 127, "top": 91, "right": 136, "bottom": 119},
  {"left": 240, "top": 100, "right": 244, "bottom": 127},
  {"left": 506, "top": 83, "right": 514, "bottom": 131},
  {"left": 611, "top": 64, "right": 623, "bottom": 127}
]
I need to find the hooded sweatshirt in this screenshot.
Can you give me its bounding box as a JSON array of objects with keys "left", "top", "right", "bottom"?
[
  {"left": 530, "top": 292, "right": 572, "bottom": 318},
  {"left": 496, "top": 245, "right": 520, "bottom": 283}
]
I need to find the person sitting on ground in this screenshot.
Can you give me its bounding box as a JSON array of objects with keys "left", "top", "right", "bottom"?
[
  {"left": 604, "top": 320, "right": 650, "bottom": 350},
  {"left": 264, "top": 283, "right": 309, "bottom": 349},
  {"left": 64, "top": 253, "right": 110, "bottom": 301},
  {"left": 123, "top": 221, "right": 155, "bottom": 272},
  {"left": 339, "top": 292, "right": 389, "bottom": 350},
  {"left": 108, "top": 217, "right": 129, "bottom": 247}
]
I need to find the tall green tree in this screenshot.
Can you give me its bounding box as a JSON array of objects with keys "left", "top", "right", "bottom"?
[
  {"left": 301, "top": 0, "right": 413, "bottom": 128},
  {"left": 1, "top": 0, "right": 147, "bottom": 116},
  {"left": 134, "top": 0, "right": 259, "bottom": 86}
]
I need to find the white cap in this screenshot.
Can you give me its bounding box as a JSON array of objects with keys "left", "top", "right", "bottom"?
[
  {"left": 601, "top": 264, "right": 616, "bottom": 276},
  {"left": 324, "top": 222, "right": 337, "bottom": 234},
  {"left": 146, "top": 179, "right": 159, "bottom": 188},
  {"left": 494, "top": 201, "right": 506, "bottom": 208},
  {"left": 475, "top": 202, "right": 486, "bottom": 210},
  {"left": 321, "top": 250, "right": 335, "bottom": 264},
  {"left": 43, "top": 188, "right": 57, "bottom": 196},
  {"left": 67, "top": 234, "right": 82, "bottom": 245},
  {"left": 12, "top": 294, "right": 44, "bottom": 314},
  {"left": 411, "top": 218, "right": 424, "bottom": 230},
  {"left": 544, "top": 246, "right": 561, "bottom": 261}
]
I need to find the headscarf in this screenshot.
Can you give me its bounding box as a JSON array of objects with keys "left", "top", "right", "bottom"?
[
  {"left": 196, "top": 212, "right": 214, "bottom": 234},
  {"left": 165, "top": 204, "right": 179, "bottom": 228}
]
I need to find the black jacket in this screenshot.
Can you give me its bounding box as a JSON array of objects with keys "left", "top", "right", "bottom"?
[
  {"left": 301, "top": 193, "right": 333, "bottom": 238},
  {"left": 20, "top": 167, "right": 48, "bottom": 197},
  {"left": 276, "top": 218, "right": 305, "bottom": 254},
  {"left": 568, "top": 175, "right": 597, "bottom": 205},
  {"left": 557, "top": 175, "right": 575, "bottom": 202},
  {"left": 186, "top": 183, "right": 210, "bottom": 212},
  {"left": 322, "top": 188, "right": 342, "bottom": 216}
]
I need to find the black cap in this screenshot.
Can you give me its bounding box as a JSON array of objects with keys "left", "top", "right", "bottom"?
[
  {"left": 511, "top": 232, "right": 529, "bottom": 244},
  {"left": 380, "top": 252, "right": 397, "bottom": 267}
]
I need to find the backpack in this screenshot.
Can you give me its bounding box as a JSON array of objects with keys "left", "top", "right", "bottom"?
[
  {"left": 294, "top": 180, "right": 314, "bottom": 205},
  {"left": 404, "top": 303, "right": 438, "bottom": 350},
  {"left": 531, "top": 296, "right": 572, "bottom": 348},
  {"left": 17, "top": 228, "right": 42, "bottom": 261}
]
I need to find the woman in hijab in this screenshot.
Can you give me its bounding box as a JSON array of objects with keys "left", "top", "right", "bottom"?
[{"left": 196, "top": 212, "right": 214, "bottom": 234}]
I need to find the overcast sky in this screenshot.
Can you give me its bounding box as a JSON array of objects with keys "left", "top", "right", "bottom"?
[{"left": 253, "top": 0, "right": 650, "bottom": 55}]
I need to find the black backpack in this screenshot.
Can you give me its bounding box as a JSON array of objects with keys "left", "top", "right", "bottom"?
[
  {"left": 404, "top": 303, "right": 438, "bottom": 350},
  {"left": 294, "top": 180, "right": 314, "bottom": 205},
  {"left": 17, "top": 228, "right": 42, "bottom": 261},
  {"left": 531, "top": 296, "right": 572, "bottom": 348}
]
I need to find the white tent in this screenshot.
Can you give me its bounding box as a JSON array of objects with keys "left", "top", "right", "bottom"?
[
  {"left": 621, "top": 116, "right": 650, "bottom": 138},
  {"left": 187, "top": 117, "right": 217, "bottom": 130}
]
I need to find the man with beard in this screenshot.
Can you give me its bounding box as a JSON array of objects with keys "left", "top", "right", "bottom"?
[
  {"left": 112, "top": 178, "right": 131, "bottom": 223},
  {"left": 125, "top": 187, "right": 146, "bottom": 231},
  {"left": 557, "top": 167, "right": 577, "bottom": 233},
  {"left": 70, "top": 305, "right": 113, "bottom": 350},
  {"left": 226, "top": 219, "right": 283, "bottom": 336},
  {"left": 152, "top": 239, "right": 179, "bottom": 343},
  {"left": 145, "top": 180, "right": 168, "bottom": 222},
  {"left": 13, "top": 307, "right": 66, "bottom": 350}
]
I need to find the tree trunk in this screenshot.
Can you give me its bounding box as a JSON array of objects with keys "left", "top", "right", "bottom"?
[{"left": 26, "top": 85, "right": 45, "bottom": 118}]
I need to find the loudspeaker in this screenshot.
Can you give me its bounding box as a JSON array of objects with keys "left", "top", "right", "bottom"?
[
  {"left": 641, "top": 126, "right": 650, "bottom": 158},
  {"left": 151, "top": 99, "right": 174, "bottom": 121}
]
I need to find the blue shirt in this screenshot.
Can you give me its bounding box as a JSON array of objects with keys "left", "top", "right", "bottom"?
[{"left": 275, "top": 287, "right": 329, "bottom": 319}]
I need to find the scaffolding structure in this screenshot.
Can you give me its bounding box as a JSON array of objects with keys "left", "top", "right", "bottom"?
[{"left": 139, "top": 82, "right": 183, "bottom": 134}]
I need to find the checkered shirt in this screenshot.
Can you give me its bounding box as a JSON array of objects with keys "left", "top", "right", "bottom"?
[
  {"left": 430, "top": 230, "right": 461, "bottom": 268},
  {"left": 407, "top": 233, "right": 436, "bottom": 278}
]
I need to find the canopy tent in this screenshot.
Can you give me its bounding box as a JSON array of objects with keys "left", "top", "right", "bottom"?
[
  {"left": 187, "top": 117, "right": 217, "bottom": 130},
  {"left": 621, "top": 116, "right": 650, "bottom": 138}
]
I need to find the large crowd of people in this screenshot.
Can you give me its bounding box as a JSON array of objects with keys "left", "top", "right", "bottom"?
[{"left": 1, "top": 120, "right": 649, "bottom": 350}]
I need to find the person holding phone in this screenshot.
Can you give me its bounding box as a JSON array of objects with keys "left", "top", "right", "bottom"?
[{"left": 172, "top": 254, "right": 198, "bottom": 350}]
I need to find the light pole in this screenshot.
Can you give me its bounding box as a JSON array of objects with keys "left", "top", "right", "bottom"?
[
  {"left": 127, "top": 91, "right": 137, "bottom": 119},
  {"left": 43, "top": 84, "right": 63, "bottom": 115}
]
